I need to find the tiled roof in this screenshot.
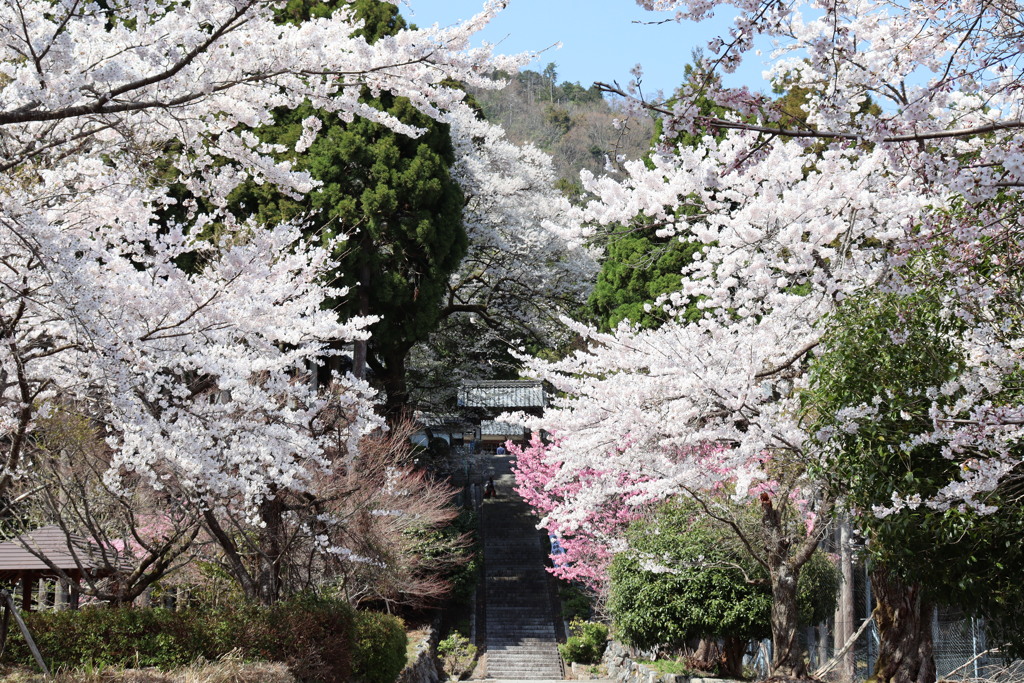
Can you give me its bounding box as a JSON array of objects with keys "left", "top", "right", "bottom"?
[
  {"left": 458, "top": 380, "right": 546, "bottom": 409},
  {"left": 415, "top": 413, "right": 474, "bottom": 430},
  {"left": 480, "top": 420, "right": 527, "bottom": 437}
]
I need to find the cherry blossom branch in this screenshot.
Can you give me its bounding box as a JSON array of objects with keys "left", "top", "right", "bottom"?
[
  {"left": 595, "top": 81, "right": 1024, "bottom": 143},
  {"left": 754, "top": 341, "right": 819, "bottom": 379}
]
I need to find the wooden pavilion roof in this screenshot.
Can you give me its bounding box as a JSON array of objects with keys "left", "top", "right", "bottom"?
[{"left": 0, "top": 525, "right": 120, "bottom": 581}]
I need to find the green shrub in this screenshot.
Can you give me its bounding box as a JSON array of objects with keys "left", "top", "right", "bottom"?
[
  {"left": 608, "top": 499, "right": 773, "bottom": 651},
  {"left": 639, "top": 658, "right": 696, "bottom": 676},
  {"left": 351, "top": 611, "right": 407, "bottom": 683},
  {"left": 10, "top": 606, "right": 211, "bottom": 671},
  {"left": 447, "top": 509, "right": 480, "bottom": 604},
  {"left": 260, "top": 596, "right": 356, "bottom": 683},
  {"left": 557, "top": 618, "right": 607, "bottom": 665},
  {"left": 1, "top": 595, "right": 366, "bottom": 682},
  {"left": 437, "top": 632, "right": 476, "bottom": 680}
]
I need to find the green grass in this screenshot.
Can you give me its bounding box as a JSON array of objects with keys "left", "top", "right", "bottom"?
[{"left": 638, "top": 659, "right": 697, "bottom": 676}]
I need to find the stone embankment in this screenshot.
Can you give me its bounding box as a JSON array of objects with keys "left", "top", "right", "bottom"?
[
  {"left": 397, "top": 623, "right": 441, "bottom": 683},
  {"left": 603, "top": 641, "right": 743, "bottom": 683}
]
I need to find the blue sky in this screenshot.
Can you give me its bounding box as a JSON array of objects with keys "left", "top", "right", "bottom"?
[{"left": 401, "top": 0, "right": 777, "bottom": 98}]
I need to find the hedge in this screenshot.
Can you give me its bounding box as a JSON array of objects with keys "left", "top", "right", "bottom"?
[{"left": 1, "top": 596, "right": 406, "bottom": 683}]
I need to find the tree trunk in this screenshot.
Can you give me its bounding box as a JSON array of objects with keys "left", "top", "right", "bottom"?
[
  {"left": 691, "top": 638, "right": 720, "bottom": 671},
  {"left": 257, "top": 494, "right": 285, "bottom": 605},
  {"left": 202, "top": 509, "right": 260, "bottom": 602},
  {"left": 759, "top": 491, "right": 830, "bottom": 679},
  {"left": 379, "top": 350, "right": 410, "bottom": 425},
  {"left": 869, "top": 566, "right": 936, "bottom": 683},
  {"left": 768, "top": 561, "right": 807, "bottom": 678},
  {"left": 721, "top": 636, "right": 746, "bottom": 679},
  {"left": 350, "top": 232, "right": 373, "bottom": 381}
]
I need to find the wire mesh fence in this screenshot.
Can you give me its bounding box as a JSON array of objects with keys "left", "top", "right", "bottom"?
[{"left": 771, "top": 564, "right": 1023, "bottom": 683}]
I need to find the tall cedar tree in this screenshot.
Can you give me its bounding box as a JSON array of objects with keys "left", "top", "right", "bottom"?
[
  {"left": 587, "top": 66, "right": 720, "bottom": 332},
  {"left": 233, "top": 0, "right": 466, "bottom": 419}
]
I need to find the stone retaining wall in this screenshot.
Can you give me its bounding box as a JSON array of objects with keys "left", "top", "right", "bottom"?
[
  {"left": 602, "top": 640, "right": 743, "bottom": 683},
  {"left": 397, "top": 622, "right": 441, "bottom": 683}
]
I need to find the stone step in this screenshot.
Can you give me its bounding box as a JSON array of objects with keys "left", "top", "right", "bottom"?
[
  {"left": 487, "top": 646, "right": 560, "bottom": 655},
  {"left": 485, "top": 595, "right": 552, "bottom": 604},
  {"left": 484, "top": 617, "right": 555, "bottom": 625},
  {"left": 488, "top": 649, "right": 561, "bottom": 659},
  {"left": 489, "top": 660, "right": 562, "bottom": 670},
  {"left": 488, "top": 662, "right": 562, "bottom": 672},
  {"left": 484, "top": 629, "right": 556, "bottom": 638},
  {"left": 479, "top": 456, "right": 563, "bottom": 682},
  {"left": 484, "top": 619, "right": 554, "bottom": 626},
  {"left": 488, "top": 667, "right": 563, "bottom": 679}
]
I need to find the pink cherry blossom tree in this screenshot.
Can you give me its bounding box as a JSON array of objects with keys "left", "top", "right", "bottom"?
[{"left": 510, "top": 435, "right": 642, "bottom": 593}]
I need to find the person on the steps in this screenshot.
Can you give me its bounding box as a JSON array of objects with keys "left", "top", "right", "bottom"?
[{"left": 484, "top": 476, "right": 496, "bottom": 498}]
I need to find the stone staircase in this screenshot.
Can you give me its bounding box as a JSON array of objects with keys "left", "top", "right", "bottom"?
[{"left": 479, "top": 464, "right": 563, "bottom": 681}]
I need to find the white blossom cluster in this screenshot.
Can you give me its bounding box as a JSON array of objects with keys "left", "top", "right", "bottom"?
[
  {"left": 521, "top": 0, "right": 1024, "bottom": 522},
  {"left": 0, "top": 0, "right": 521, "bottom": 514}
]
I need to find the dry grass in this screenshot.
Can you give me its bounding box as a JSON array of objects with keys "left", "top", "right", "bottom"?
[{"left": 0, "top": 652, "right": 296, "bottom": 683}]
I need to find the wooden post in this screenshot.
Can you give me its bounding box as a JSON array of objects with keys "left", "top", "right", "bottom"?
[
  {"left": 20, "top": 576, "right": 32, "bottom": 611},
  {"left": 163, "top": 586, "right": 176, "bottom": 611},
  {"left": 833, "top": 515, "right": 855, "bottom": 681},
  {"left": 69, "top": 575, "right": 80, "bottom": 610},
  {"left": 2, "top": 590, "right": 50, "bottom": 675}
]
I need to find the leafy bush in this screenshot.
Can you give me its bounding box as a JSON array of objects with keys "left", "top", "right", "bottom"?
[
  {"left": 608, "top": 499, "right": 839, "bottom": 667},
  {"left": 639, "top": 658, "right": 696, "bottom": 676},
  {"left": 437, "top": 632, "right": 477, "bottom": 680},
  {"left": 351, "top": 611, "right": 407, "bottom": 683},
  {"left": 0, "top": 597, "right": 405, "bottom": 683},
  {"left": 439, "top": 509, "right": 480, "bottom": 605},
  {"left": 5, "top": 607, "right": 215, "bottom": 671},
  {"left": 557, "top": 618, "right": 607, "bottom": 665},
  {"left": 797, "top": 550, "right": 841, "bottom": 625},
  {"left": 610, "top": 498, "right": 773, "bottom": 652}
]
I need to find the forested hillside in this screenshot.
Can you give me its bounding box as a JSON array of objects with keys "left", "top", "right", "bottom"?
[{"left": 469, "top": 65, "right": 654, "bottom": 192}]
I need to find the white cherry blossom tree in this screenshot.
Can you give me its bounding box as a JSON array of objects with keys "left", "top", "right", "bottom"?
[
  {"left": 409, "top": 102, "right": 598, "bottom": 410},
  {"left": 517, "top": 0, "right": 1024, "bottom": 678},
  {"left": 0, "top": 0, "right": 520, "bottom": 549}
]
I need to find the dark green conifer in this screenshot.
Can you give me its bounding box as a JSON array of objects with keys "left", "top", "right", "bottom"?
[{"left": 233, "top": 0, "right": 466, "bottom": 419}]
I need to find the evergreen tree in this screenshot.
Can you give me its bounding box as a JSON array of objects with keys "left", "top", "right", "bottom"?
[
  {"left": 232, "top": 0, "right": 466, "bottom": 419},
  {"left": 587, "top": 65, "right": 722, "bottom": 332},
  {"left": 806, "top": 289, "right": 1024, "bottom": 667},
  {"left": 609, "top": 498, "right": 837, "bottom": 678},
  {"left": 588, "top": 224, "right": 700, "bottom": 331}
]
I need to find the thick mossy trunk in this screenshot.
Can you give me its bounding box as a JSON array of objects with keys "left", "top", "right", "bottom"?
[
  {"left": 690, "top": 639, "right": 720, "bottom": 673},
  {"left": 768, "top": 561, "right": 807, "bottom": 678},
  {"left": 378, "top": 350, "right": 410, "bottom": 425},
  {"left": 869, "top": 566, "right": 936, "bottom": 683},
  {"left": 721, "top": 636, "right": 746, "bottom": 679}
]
